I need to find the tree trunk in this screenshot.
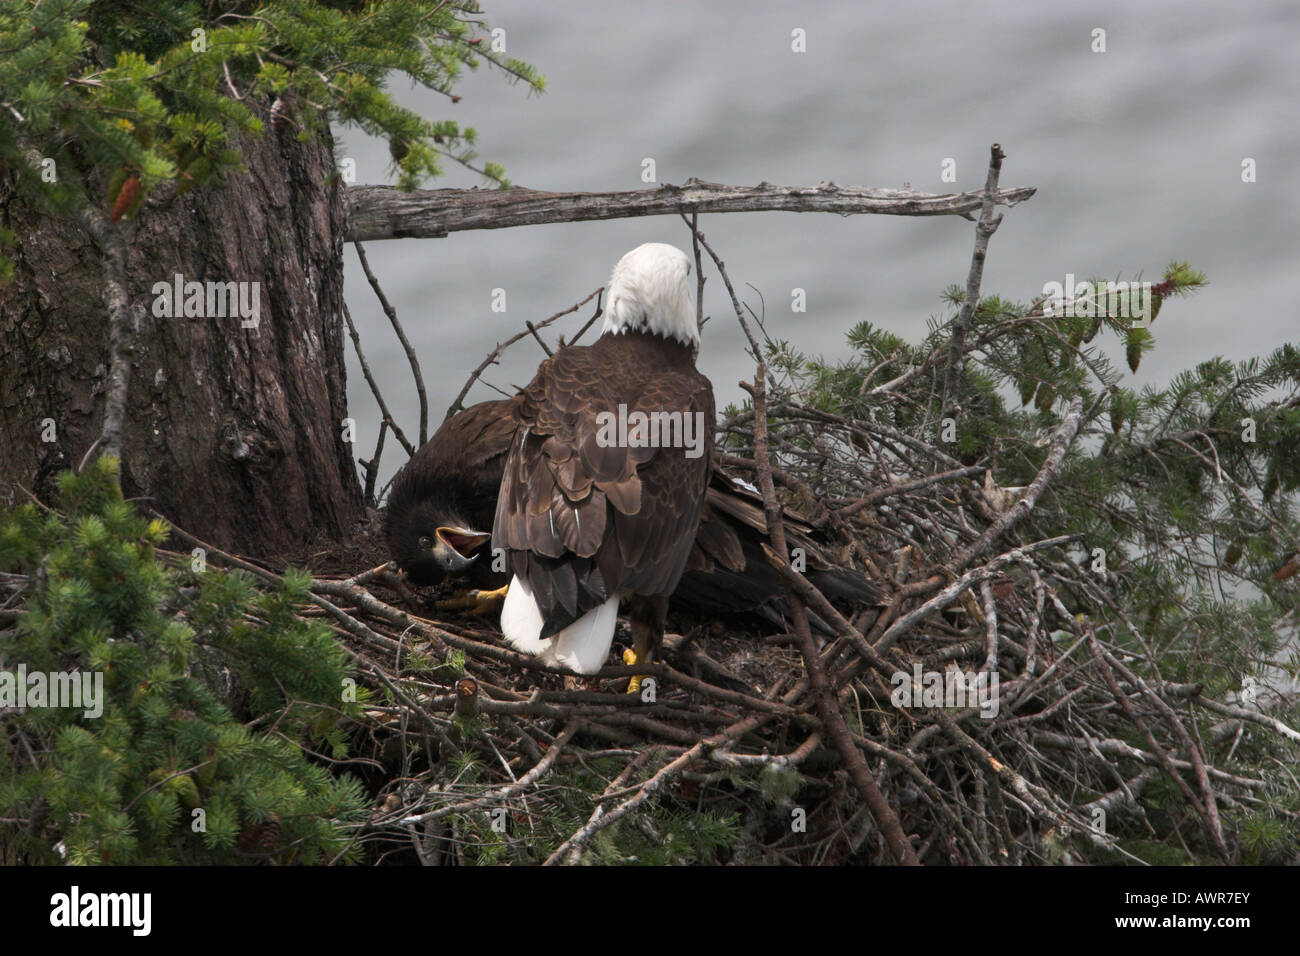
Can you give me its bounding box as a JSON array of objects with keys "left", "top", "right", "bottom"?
[{"left": 0, "top": 106, "right": 365, "bottom": 559}]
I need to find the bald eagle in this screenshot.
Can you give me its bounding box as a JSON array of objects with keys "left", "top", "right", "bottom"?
[
  {"left": 386, "top": 398, "right": 883, "bottom": 636},
  {"left": 385, "top": 245, "right": 884, "bottom": 672},
  {"left": 384, "top": 395, "right": 516, "bottom": 589},
  {"left": 493, "top": 243, "right": 715, "bottom": 675}
]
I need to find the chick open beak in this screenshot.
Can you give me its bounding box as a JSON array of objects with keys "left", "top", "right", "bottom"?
[{"left": 432, "top": 527, "right": 492, "bottom": 573}]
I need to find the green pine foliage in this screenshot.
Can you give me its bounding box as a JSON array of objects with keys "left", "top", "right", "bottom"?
[
  {"left": 0, "top": 0, "right": 543, "bottom": 273},
  {"left": 0, "top": 457, "right": 369, "bottom": 864}
]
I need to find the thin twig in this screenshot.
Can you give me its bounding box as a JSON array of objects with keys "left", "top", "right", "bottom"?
[
  {"left": 341, "top": 301, "right": 415, "bottom": 456},
  {"left": 354, "top": 240, "right": 429, "bottom": 446},
  {"left": 446, "top": 287, "right": 602, "bottom": 419}
]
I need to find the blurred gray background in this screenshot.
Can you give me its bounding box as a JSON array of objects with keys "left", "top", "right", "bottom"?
[{"left": 334, "top": 0, "right": 1299, "bottom": 493}]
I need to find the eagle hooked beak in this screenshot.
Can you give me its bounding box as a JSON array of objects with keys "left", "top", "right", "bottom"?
[{"left": 432, "top": 527, "right": 492, "bottom": 573}]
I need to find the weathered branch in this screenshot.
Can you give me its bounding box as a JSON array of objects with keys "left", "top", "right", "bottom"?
[
  {"left": 942, "top": 144, "right": 1006, "bottom": 420},
  {"left": 14, "top": 135, "right": 135, "bottom": 466},
  {"left": 874, "top": 534, "right": 1079, "bottom": 653},
  {"left": 1088, "top": 628, "right": 1232, "bottom": 863},
  {"left": 73, "top": 205, "right": 134, "bottom": 463},
  {"left": 345, "top": 177, "right": 1037, "bottom": 242},
  {"left": 951, "top": 395, "right": 1084, "bottom": 573}
]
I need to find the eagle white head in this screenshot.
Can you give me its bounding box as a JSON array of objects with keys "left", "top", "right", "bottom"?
[{"left": 601, "top": 242, "right": 698, "bottom": 349}]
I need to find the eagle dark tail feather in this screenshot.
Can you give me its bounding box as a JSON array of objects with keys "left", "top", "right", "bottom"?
[
  {"left": 673, "top": 474, "right": 886, "bottom": 636},
  {"left": 806, "top": 567, "right": 886, "bottom": 608}
]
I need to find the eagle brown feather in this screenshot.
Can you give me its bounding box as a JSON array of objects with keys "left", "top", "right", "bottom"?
[{"left": 494, "top": 331, "right": 715, "bottom": 642}]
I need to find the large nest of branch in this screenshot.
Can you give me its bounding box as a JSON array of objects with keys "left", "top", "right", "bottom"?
[
  {"left": 268, "top": 215, "right": 1299, "bottom": 866},
  {"left": 262, "top": 380, "right": 1289, "bottom": 864}
]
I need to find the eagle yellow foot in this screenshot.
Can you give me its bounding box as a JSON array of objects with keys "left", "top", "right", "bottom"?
[
  {"left": 623, "top": 647, "right": 649, "bottom": 695},
  {"left": 435, "top": 585, "right": 509, "bottom": 616}
]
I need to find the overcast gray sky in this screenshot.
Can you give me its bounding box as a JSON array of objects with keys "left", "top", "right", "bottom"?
[{"left": 335, "top": 0, "right": 1299, "bottom": 491}]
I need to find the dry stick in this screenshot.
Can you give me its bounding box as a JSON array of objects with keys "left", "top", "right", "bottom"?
[
  {"left": 314, "top": 568, "right": 786, "bottom": 719},
  {"left": 714, "top": 732, "right": 823, "bottom": 768},
  {"left": 398, "top": 720, "right": 581, "bottom": 825},
  {"left": 364, "top": 665, "right": 460, "bottom": 755},
  {"left": 542, "top": 706, "right": 782, "bottom": 865},
  {"left": 338, "top": 562, "right": 394, "bottom": 589},
  {"left": 1032, "top": 732, "right": 1266, "bottom": 789},
  {"left": 941, "top": 144, "right": 1005, "bottom": 422},
  {"left": 13, "top": 137, "right": 134, "bottom": 467},
  {"left": 1080, "top": 767, "right": 1161, "bottom": 816},
  {"left": 760, "top": 554, "right": 1014, "bottom": 802},
  {"left": 932, "top": 708, "right": 1091, "bottom": 843},
  {"left": 445, "top": 287, "right": 603, "bottom": 419},
  {"left": 169, "top": 524, "right": 413, "bottom": 662},
  {"left": 1182, "top": 692, "right": 1300, "bottom": 742},
  {"left": 160, "top": 520, "right": 739, "bottom": 745},
  {"left": 523, "top": 321, "right": 552, "bottom": 356},
  {"left": 867, "top": 347, "right": 945, "bottom": 398},
  {"left": 153, "top": 516, "right": 411, "bottom": 662},
  {"left": 852, "top": 729, "right": 992, "bottom": 864},
  {"left": 715, "top": 449, "right": 821, "bottom": 500},
  {"left": 777, "top": 400, "right": 965, "bottom": 469},
  {"left": 979, "top": 580, "right": 999, "bottom": 673},
  {"left": 689, "top": 222, "right": 920, "bottom": 866},
  {"left": 553, "top": 749, "right": 657, "bottom": 865},
  {"left": 354, "top": 240, "right": 429, "bottom": 446},
  {"left": 951, "top": 395, "right": 1084, "bottom": 574},
  {"left": 762, "top": 549, "right": 904, "bottom": 685},
  {"left": 824, "top": 464, "right": 985, "bottom": 527},
  {"left": 874, "top": 534, "right": 1078, "bottom": 654},
  {"left": 543, "top": 740, "right": 707, "bottom": 865},
  {"left": 685, "top": 211, "right": 706, "bottom": 331},
  {"left": 362, "top": 418, "right": 388, "bottom": 505},
  {"left": 345, "top": 178, "right": 1038, "bottom": 242},
  {"left": 1023, "top": 569, "right": 1045, "bottom": 680},
  {"left": 1086, "top": 631, "right": 1232, "bottom": 862},
  {"left": 341, "top": 301, "right": 416, "bottom": 456},
  {"left": 559, "top": 749, "right": 660, "bottom": 868},
  {"left": 560, "top": 291, "right": 605, "bottom": 349}
]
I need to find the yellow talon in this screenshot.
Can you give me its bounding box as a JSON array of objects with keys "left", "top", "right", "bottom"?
[
  {"left": 436, "top": 584, "right": 510, "bottom": 615},
  {"left": 624, "top": 647, "right": 646, "bottom": 694}
]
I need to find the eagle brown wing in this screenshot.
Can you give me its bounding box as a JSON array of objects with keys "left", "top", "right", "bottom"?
[
  {"left": 447, "top": 396, "right": 522, "bottom": 510},
  {"left": 493, "top": 334, "right": 714, "bottom": 638}
]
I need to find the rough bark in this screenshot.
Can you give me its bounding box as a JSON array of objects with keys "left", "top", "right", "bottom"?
[{"left": 0, "top": 106, "right": 365, "bottom": 558}]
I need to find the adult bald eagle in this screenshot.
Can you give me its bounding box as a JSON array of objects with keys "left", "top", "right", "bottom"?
[
  {"left": 386, "top": 399, "right": 883, "bottom": 636},
  {"left": 493, "top": 243, "right": 715, "bottom": 676}
]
